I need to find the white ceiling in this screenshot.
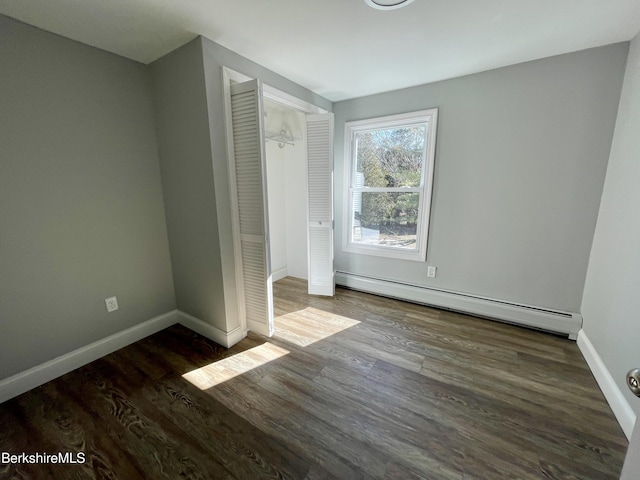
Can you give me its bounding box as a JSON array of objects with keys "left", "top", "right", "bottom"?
[{"left": 2, "top": 0, "right": 639, "bottom": 101}]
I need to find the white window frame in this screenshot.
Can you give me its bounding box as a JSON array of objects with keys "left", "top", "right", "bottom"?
[{"left": 342, "top": 109, "right": 438, "bottom": 262}]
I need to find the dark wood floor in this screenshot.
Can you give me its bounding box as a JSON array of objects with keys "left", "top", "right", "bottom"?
[{"left": 0, "top": 277, "right": 628, "bottom": 479}]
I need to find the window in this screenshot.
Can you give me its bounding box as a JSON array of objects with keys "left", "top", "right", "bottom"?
[{"left": 343, "top": 109, "right": 437, "bottom": 261}]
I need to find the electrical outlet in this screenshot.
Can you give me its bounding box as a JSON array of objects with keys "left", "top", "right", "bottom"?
[
  {"left": 427, "top": 266, "right": 437, "bottom": 278},
  {"left": 105, "top": 296, "right": 119, "bottom": 313}
]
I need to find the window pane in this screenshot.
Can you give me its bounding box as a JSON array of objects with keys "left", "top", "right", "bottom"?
[
  {"left": 355, "top": 125, "right": 426, "bottom": 188},
  {"left": 351, "top": 191, "right": 419, "bottom": 249}
]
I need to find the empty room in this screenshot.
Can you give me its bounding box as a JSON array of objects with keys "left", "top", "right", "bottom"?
[{"left": 1, "top": 0, "right": 640, "bottom": 478}]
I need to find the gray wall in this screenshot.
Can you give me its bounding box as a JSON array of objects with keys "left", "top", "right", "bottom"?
[
  {"left": 0, "top": 15, "right": 175, "bottom": 380},
  {"left": 333, "top": 43, "right": 628, "bottom": 313},
  {"left": 582, "top": 33, "right": 640, "bottom": 419},
  {"left": 150, "top": 39, "right": 227, "bottom": 329}
]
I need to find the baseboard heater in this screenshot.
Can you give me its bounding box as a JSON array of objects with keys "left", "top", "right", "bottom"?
[{"left": 335, "top": 271, "right": 582, "bottom": 340}]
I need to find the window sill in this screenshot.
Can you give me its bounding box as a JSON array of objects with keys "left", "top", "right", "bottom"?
[{"left": 343, "top": 243, "right": 426, "bottom": 262}]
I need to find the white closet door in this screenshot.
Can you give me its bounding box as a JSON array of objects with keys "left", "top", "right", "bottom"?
[
  {"left": 229, "top": 79, "right": 274, "bottom": 335},
  {"left": 306, "top": 113, "right": 335, "bottom": 296}
]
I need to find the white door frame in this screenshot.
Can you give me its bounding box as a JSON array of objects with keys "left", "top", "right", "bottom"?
[{"left": 221, "top": 66, "right": 328, "bottom": 335}]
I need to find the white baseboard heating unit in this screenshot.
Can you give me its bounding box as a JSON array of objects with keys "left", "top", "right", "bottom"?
[{"left": 335, "top": 272, "right": 582, "bottom": 340}]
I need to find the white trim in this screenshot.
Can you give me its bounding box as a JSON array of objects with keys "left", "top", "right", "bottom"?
[
  {"left": 271, "top": 266, "right": 289, "bottom": 282},
  {"left": 264, "top": 85, "right": 327, "bottom": 115},
  {"left": 257, "top": 79, "right": 276, "bottom": 339},
  {"left": 344, "top": 110, "right": 435, "bottom": 130},
  {"left": 335, "top": 271, "right": 582, "bottom": 338},
  {"left": 286, "top": 266, "right": 308, "bottom": 280},
  {"left": 577, "top": 330, "right": 636, "bottom": 440},
  {"left": 222, "top": 66, "right": 249, "bottom": 335},
  {"left": 247, "top": 319, "right": 273, "bottom": 337},
  {"left": 224, "top": 67, "right": 251, "bottom": 85},
  {"left": 222, "top": 66, "right": 327, "bottom": 115},
  {"left": 177, "top": 310, "right": 245, "bottom": 348},
  {"left": 342, "top": 109, "right": 438, "bottom": 262},
  {"left": 0, "top": 310, "right": 178, "bottom": 404}
]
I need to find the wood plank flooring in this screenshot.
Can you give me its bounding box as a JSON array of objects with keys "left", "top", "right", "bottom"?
[{"left": 0, "top": 277, "right": 628, "bottom": 479}]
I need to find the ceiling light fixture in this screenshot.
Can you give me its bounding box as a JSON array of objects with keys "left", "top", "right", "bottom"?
[{"left": 364, "top": 0, "right": 415, "bottom": 10}]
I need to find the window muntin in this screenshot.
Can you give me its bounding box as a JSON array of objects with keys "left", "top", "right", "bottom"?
[{"left": 343, "top": 110, "right": 437, "bottom": 261}]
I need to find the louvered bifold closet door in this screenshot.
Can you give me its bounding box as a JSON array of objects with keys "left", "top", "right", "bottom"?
[
  {"left": 230, "top": 79, "right": 274, "bottom": 335},
  {"left": 306, "top": 113, "right": 335, "bottom": 296}
]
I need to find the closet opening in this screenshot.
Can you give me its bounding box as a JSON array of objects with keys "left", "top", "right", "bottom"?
[
  {"left": 264, "top": 99, "right": 308, "bottom": 283},
  {"left": 222, "top": 67, "right": 333, "bottom": 338}
]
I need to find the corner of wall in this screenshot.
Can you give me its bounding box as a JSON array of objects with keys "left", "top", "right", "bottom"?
[{"left": 177, "top": 310, "right": 245, "bottom": 348}]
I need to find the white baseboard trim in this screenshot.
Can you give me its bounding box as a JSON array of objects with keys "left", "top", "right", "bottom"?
[
  {"left": 335, "top": 272, "right": 582, "bottom": 339},
  {"left": 247, "top": 319, "right": 273, "bottom": 337},
  {"left": 177, "top": 310, "right": 245, "bottom": 348},
  {"left": 271, "top": 266, "right": 288, "bottom": 282},
  {"left": 577, "top": 329, "right": 636, "bottom": 439},
  {"left": 0, "top": 310, "right": 178, "bottom": 404},
  {"left": 286, "top": 266, "right": 308, "bottom": 280}
]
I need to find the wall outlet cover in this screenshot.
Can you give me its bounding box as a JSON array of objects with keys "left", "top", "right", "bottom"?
[{"left": 105, "top": 296, "right": 119, "bottom": 313}]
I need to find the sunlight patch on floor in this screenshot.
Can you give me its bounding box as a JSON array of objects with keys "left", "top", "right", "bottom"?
[
  {"left": 274, "top": 307, "right": 361, "bottom": 347},
  {"left": 182, "top": 342, "right": 290, "bottom": 390}
]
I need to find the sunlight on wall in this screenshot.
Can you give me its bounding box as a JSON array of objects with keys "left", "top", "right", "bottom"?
[
  {"left": 182, "top": 342, "right": 290, "bottom": 390},
  {"left": 274, "top": 307, "right": 360, "bottom": 347}
]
